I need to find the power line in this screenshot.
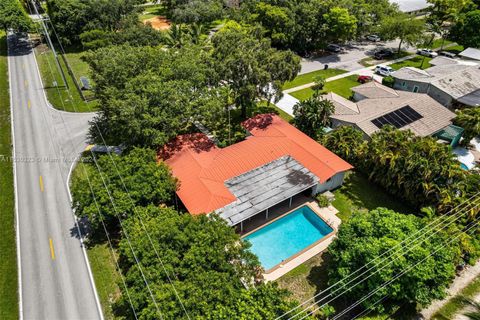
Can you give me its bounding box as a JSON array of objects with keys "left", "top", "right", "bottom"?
[
  {"left": 282, "top": 193, "right": 480, "bottom": 319},
  {"left": 327, "top": 214, "right": 480, "bottom": 320},
  {"left": 40, "top": 9, "right": 191, "bottom": 319}
]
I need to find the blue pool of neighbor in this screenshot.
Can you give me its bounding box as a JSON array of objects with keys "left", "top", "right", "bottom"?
[
  {"left": 460, "top": 162, "right": 469, "bottom": 170},
  {"left": 243, "top": 205, "right": 333, "bottom": 271}
]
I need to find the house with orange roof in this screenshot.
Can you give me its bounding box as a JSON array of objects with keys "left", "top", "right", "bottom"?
[{"left": 160, "top": 114, "right": 353, "bottom": 231}]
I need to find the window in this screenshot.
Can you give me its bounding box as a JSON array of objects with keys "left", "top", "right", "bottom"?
[
  {"left": 413, "top": 85, "right": 419, "bottom": 93},
  {"left": 371, "top": 105, "right": 423, "bottom": 129},
  {"left": 402, "top": 81, "right": 406, "bottom": 87}
]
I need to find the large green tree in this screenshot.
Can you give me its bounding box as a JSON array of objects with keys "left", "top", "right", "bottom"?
[
  {"left": 450, "top": 9, "right": 480, "bottom": 48},
  {"left": 293, "top": 95, "right": 335, "bottom": 140},
  {"left": 116, "top": 206, "right": 308, "bottom": 319},
  {"left": 71, "top": 148, "right": 177, "bottom": 233},
  {"left": 0, "top": 0, "right": 31, "bottom": 31},
  {"left": 211, "top": 22, "right": 300, "bottom": 118},
  {"left": 378, "top": 13, "right": 426, "bottom": 53},
  {"left": 328, "top": 208, "right": 461, "bottom": 313},
  {"left": 322, "top": 7, "right": 357, "bottom": 43},
  {"left": 83, "top": 44, "right": 228, "bottom": 147}
]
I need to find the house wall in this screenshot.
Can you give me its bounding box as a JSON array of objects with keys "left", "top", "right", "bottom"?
[
  {"left": 427, "top": 84, "right": 454, "bottom": 107},
  {"left": 313, "top": 171, "right": 347, "bottom": 195},
  {"left": 331, "top": 119, "right": 370, "bottom": 139},
  {"left": 393, "top": 78, "right": 429, "bottom": 93}
]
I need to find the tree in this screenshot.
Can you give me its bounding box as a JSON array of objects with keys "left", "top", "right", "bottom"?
[
  {"left": 328, "top": 208, "right": 461, "bottom": 313},
  {"left": 312, "top": 75, "right": 325, "bottom": 93},
  {"left": 0, "top": 0, "right": 31, "bottom": 32},
  {"left": 321, "top": 126, "right": 364, "bottom": 163},
  {"left": 172, "top": 0, "right": 224, "bottom": 24},
  {"left": 322, "top": 7, "right": 357, "bottom": 43},
  {"left": 71, "top": 148, "right": 177, "bottom": 233},
  {"left": 427, "top": 0, "right": 472, "bottom": 48},
  {"left": 453, "top": 107, "right": 480, "bottom": 142},
  {"left": 116, "top": 206, "right": 309, "bottom": 319},
  {"left": 450, "top": 10, "right": 480, "bottom": 48},
  {"left": 293, "top": 95, "right": 334, "bottom": 140},
  {"left": 378, "top": 13, "right": 426, "bottom": 53},
  {"left": 211, "top": 22, "right": 300, "bottom": 118}
]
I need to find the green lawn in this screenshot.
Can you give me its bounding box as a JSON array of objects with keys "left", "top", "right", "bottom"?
[
  {"left": 432, "top": 276, "right": 480, "bottom": 320},
  {"left": 256, "top": 101, "right": 293, "bottom": 122},
  {"left": 0, "top": 31, "right": 18, "bottom": 320},
  {"left": 283, "top": 69, "right": 347, "bottom": 90},
  {"left": 389, "top": 56, "right": 432, "bottom": 70},
  {"left": 34, "top": 45, "right": 97, "bottom": 112},
  {"left": 289, "top": 75, "right": 359, "bottom": 101},
  {"left": 442, "top": 44, "right": 465, "bottom": 55},
  {"left": 332, "top": 172, "right": 414, "bottom": 222},
  {"left": 139, "top": 4, "right": 168, "bottom": 21},
  {"left": 427, "top": 39, "right": 453, "bottom": 49}
]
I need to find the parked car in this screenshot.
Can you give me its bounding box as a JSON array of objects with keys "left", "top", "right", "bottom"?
[
  {"left": 366, "top": 34, "right": 381, "bottom": 42},
  {"left": 374, "top": 65, "right": 394, "bottom": 76},
  {"left": 357, "top": 75, "right": 373, "bottom": 83},
  {"left": 417, "top": 48, "right": 438, "bottom": 57},
  {"left": 326, "top": 44, "right": 342, "bottom": 53},
  {"left": 374, "top": 48, "right": 394, "bottom": 60},
  {"left": 438, "top": 51, "right": 456, "bottom": 58}
]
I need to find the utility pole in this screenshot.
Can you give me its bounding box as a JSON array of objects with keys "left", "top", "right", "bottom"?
[{"left": 30, "top": 0, "right": 68, "bottom": 88}]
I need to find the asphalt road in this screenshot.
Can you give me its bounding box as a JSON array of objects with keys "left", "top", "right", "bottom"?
[{"left": 7, "top": 32, "right": 102, "bottom": 320}]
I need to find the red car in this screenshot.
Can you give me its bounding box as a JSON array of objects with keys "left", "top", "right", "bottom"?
[{"left": 357, "top": 75, "right": 373, "bottom": 84}]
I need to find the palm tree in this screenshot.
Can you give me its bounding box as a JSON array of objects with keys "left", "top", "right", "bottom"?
[
  {"left": 166, "top": 24, "right": 186, "bottom": 48},
  {"left": 293, "top": 95, "right": 335, "bottom": 140},
  {"left": 188, "top": 23, "right": 204, "bottom": 45}
]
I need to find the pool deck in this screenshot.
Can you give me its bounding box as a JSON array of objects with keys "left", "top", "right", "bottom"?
[{"left": 263, "top": 202, "right": 341, "bottom": 282}]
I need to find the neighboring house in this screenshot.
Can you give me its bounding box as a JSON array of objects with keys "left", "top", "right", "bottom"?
[
  {"left": 159, "top": 114, "right": 352, "bottom": 231},
  {"left": 324, "top": 82, "right": 460, "bottom": 144},
  {"left": 459, "top": 48, "right": 480, "bottom": 61},
  {"left": 392, "top": 64, "right": 480, "bottom": 107}
]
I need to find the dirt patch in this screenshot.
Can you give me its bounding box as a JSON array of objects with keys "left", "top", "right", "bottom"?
[{"left": 143, "top": 16, "right": 171, "bottom": 31}]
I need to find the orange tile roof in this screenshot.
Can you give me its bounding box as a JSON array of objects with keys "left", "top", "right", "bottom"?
[{"left": 160, "top": 114, "right": 353, "bottom": 215}]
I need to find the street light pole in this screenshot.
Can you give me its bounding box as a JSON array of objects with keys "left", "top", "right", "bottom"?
[{"left": 30, "top": 0, "right": 68, "bottom": 88}]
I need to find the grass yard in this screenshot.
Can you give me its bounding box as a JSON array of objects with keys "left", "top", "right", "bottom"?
[
  {"left": 432, "top": 276, "right": 480, "bottom": 320},
  {"left": 442, "top": 44, "right": 465, "bottom": 55},
  {"left": 332, "top": 172, "right": 414, "bottom": 222},
  {"left": 289, "top": 75, "right": 359, "bottom": 101},
  {"left": 34, "top": 44, "right": 97, "bottom": 112},
  {"left": 256, "top": 101, "right": 293, "bottom": 122},
  {"left": 139, "top": 4, "right": 168, "bottom": 21},
  {"left": 389, "top": 55, "right": 432, "bottom": 70},
  {"left": 427, "top": 39, "right": 453, "bottom": 49},
  {"left": 282, "top": 68, "right": 347, "bottom": 90},
  {"left": 0, "top": 31, "right": 18, "bottom": 320}
]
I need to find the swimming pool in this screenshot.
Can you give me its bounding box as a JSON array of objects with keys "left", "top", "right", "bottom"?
[
  {"left": 243, "top": 205, "right": 334, "bottom": 271},
  {"left": 460, "top": 162, "right": 469, "bottom": 170}
]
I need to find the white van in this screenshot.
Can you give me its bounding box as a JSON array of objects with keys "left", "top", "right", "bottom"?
[{"left": 374, "top": 65, "right": 394, "bottom": 77}]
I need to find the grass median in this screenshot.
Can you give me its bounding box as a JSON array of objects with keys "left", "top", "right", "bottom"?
[{"left": 0, "top": 31, "right": 19, "bottom": 320}]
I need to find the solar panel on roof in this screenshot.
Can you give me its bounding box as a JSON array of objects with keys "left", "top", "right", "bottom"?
[{"left": 371, "top": 105, "right": 423, "bottom": 129}]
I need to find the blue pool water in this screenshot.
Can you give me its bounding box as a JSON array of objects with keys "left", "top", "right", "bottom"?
[
  {"left": 243, "top": 206, "right": 333, "bottom": 270},
  {"left": 460, "top": 163, "right": 469, "bottom": 170}
]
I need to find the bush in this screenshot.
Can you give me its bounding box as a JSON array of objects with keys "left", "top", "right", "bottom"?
[
  {"left": 316, "top": 194, "right": 330, "bottom": 207},
  {"left": 382, "top": 75, "right": 394, "bottom": 88}
]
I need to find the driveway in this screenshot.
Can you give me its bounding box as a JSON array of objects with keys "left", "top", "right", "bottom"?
[{"left": 299, "top": 39, "right": 412, "bottom": 74}]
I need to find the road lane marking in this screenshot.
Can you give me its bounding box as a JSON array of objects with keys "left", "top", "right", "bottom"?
[
  {"left": 22, "top": 63, "right": 25, "bottom": 70},
  {"left": 27, "top": 100, "right": 31, "bottom": 109},
  {"left": 24, "top": 79, "right": 28, "bottom": 88},
  {"left": 39, "top": 176, "right": 44, "bottom": 192},
  {"left": 49, "top": 238, "right": 55, "bottom": 260}
]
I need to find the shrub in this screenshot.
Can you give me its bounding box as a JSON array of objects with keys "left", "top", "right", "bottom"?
[
  {"left": 382, "top": 75, "right": 394, "bottom": 87},
  {"left": 316, "top": 194, "right": 330, "bottom": 207}
]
